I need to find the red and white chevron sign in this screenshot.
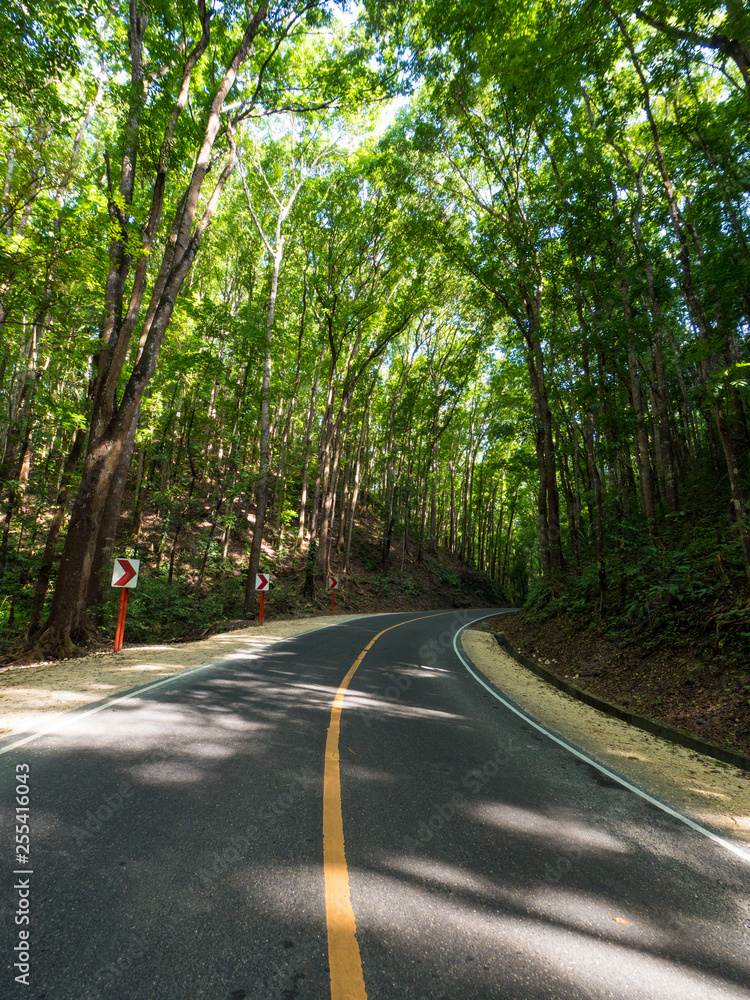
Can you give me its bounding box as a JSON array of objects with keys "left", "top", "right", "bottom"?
[
  {"left": 327, "top": 575, "right": 339, "bottom": 591},
  {"left": 111, "top": 558, "right": 140, "bottom": 589},
  {"left": 255, "top": 573, "right": 271, "bottom": 592}
]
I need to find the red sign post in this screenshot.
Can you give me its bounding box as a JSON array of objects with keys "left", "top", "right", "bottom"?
[
  {"left": 111, "top": 559, "right": 140, "bottom": 652},
  {"left": 255, "top": 573, "right": 270, "bottom": 624},
  {"left": 327, "top": 575, "right": 339, "bottom": 613}
]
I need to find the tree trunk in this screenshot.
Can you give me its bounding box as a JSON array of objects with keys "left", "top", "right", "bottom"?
[
  {"left": 582, "top": 341, "right": 606, "bottom": 603},
  {"left": 26, "top": 429, "right": 86, "bottom": 637},
  {"left": 344, "top": 396, "right": 370, "bottom": 574},
  {"left": 626, "top": 343, "right": 658, "bottom": 529},
  {"left": 244, "top": 242, "right": 282, "bottom": 617},
  {"left": 614, "top": 4, "right": 750, "bottom": 577},
  {"left": 87, "top": 418, "right": 138, "bottom": 618}
]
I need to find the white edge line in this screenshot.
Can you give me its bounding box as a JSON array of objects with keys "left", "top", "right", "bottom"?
[
  {"left": 0, "top": 612, "right": 415, "bottom": 756},
  {"left": 453, "top": 617, "right": 750, "bottom": 866}
]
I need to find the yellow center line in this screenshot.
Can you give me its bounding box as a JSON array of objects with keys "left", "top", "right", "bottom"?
[{"left": 323, "top": 612, "right": 450, "bottom": 1000}]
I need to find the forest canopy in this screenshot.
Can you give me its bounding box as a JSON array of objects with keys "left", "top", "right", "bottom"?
[{"left": 1, "top": 0, "right": 749, "bottom": 664}]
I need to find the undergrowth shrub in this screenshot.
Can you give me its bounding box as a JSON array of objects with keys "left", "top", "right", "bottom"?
[{"left": 523, "top": 462, "right": 750, "bottom": 668}]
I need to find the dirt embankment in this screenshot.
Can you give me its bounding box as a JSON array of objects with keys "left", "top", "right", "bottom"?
[{"left": 490, "top": 610, "right": 750, "bottom": 759}]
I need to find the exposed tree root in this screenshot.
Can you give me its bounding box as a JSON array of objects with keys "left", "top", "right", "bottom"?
[{"left": 19, "top": 619, "right": 100, "bottom": 664}]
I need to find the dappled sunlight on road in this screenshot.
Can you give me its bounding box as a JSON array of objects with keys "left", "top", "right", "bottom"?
[
  {"left": 374, "top": 862, "right": 750, "bottom": 995},
  {"left": 385, "top": 855, "right": 510, "bottom": 898},
  {"left": 255, "top": 855, "right": 749, "bottom": 1000},
  {"left": 346, "top": 687, "right": 466, "bottom": 722},
  {"left": 468, "top": 801, "right": 629, "bottom": 852}
]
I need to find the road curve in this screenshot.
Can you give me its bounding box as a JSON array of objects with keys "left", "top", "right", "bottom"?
[{"left": 1, "top": 609, "right": 748, "bottom": 1000}]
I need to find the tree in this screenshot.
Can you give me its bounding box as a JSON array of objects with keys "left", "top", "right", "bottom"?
[
  {"left": 32, "top": 0, "right": 341, "bottom": 655},
  {"left": 238, "top": 115, "right": 339, "bottom": 615}
]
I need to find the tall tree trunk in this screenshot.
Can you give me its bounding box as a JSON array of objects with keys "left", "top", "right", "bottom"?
[
  {"left": 87, "top": 418, "right": 139, "bottom": 618},
  {"left": 297, "top": 352, "right": 322, "bottom": 546},
  {"left": 316, "top": 406, "right": 348, "bottom": 580},
  {"left": 344, "top": 395, "right": 370, "bottom": 574},
  {"left": 26, "top": 429, "right": 86, "bottom": 637},
  {"left": 521, "top": 284, "right": 563, "bottom": 579},
  {"left": 448, "top": 460, "right": 457, "bottom": 553},
  {"left": 582, "top": 341, "right": 606, "bottom": 604},
  {"left": 310, "top": 365, "right": 337, "bottom": 546},
  {"left": 244, "top": 241, "right": 282, "bottom": 617},
  {"left": 626, "top": 342, "right": 658, "bottom": 529}
]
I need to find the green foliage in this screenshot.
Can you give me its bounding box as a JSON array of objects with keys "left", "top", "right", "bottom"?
[
  {"left": 436, "top": 567, "right": 461, "bottom": 590},
  {"left": 269, "top": 580, "right": 296, "bottom": 613},
  {"left": 115, "top": 572, "right": 224, "bottom": 643}
]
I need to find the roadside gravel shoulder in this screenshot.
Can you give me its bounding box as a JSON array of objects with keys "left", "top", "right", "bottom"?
[
  {"left": 0, "top": 614, "right": 371, "bottom": 739},
  {"left": 461, "top": 628, "right": 750, "bottom": 847}
]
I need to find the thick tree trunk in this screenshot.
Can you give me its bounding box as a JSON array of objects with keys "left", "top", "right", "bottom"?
[
  {"left": 36, "top": 432, "right": 129, "bottom": 653},
  {"left": 87, "top": 418, "right": 138, "bottom": 618},
  {"left": 26, "top": 429, "right": 86, "bottom": 638}
]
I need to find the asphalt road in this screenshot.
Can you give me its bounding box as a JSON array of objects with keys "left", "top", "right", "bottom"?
[{"left": 1, "top": 609, "right": 749, "bottom": 1000}]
